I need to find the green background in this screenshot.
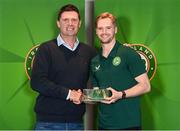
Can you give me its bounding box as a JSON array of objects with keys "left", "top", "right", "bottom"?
[
  {"left": 0, "top": 0, "right": 180, "bottom": 130},
  {"left": 95, "top": 0, "right": 180, "bottom": 129},
  {"left": 0, "top": 0, "right": 85, "bottom": 129}
]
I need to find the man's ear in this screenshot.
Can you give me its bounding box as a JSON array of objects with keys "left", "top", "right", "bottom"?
[
  {"left": 96, "top": 28, "right": 98, "bottom": 35},
  {"left": 115, "top": 26, "right": 117, "bottom": 34},
  {"left": 79, "top": 20, "right": 81, "bottom": 28},
  {"left": 57, "top": 20, "right": 60, "bottom": 28}
]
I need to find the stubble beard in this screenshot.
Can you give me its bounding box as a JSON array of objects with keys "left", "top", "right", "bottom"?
[{"left": 100, "top": 37, "right": 114, "bottom": 45}]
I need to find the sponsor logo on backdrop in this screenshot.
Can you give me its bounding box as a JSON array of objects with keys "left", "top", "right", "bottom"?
[
  {"left": 124, "top": 43, "right": 157, "bottom": 81},
  {"left": 24, "top": 45, "right": 39, "bottom": 80}
]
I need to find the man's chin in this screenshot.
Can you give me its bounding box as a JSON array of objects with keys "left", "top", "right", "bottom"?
[
  {"left": 100, "top": 40, "right": 111, "bottom": 44},
  {"left": 64, "top": 33, "right": 77, "bottom": 36}
]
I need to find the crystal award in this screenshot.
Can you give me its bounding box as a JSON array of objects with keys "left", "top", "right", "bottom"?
[{"left": 82, "top": 88, "right": 111, "bottom": 103}]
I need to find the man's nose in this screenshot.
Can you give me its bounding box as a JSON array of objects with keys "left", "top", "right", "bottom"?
[
  {"left": 67, "top": 20, "right": 73, "bottom": 25},
  {"left": 102, "top": 28, "right": 107, "bottom": 33}
]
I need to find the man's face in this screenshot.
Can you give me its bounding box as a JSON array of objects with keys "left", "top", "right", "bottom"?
[
  {"left": 96, "top": 18, "right": 117, "bottom": 44},
  {"left": 57, "top": 11, "right": 81, "bottom": 37}
]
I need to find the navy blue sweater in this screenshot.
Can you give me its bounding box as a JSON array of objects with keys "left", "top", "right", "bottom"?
[{"left": 30, "top": 39, "right": 97, "bottom": 122}]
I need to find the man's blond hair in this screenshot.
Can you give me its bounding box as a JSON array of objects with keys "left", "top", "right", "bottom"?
[{"left": 95, "top": 12, "right": 117, "bottom": 28}]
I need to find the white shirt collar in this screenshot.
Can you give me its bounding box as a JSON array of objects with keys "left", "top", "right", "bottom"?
[{"left": 57, "top": 34, "right": 79, "bottom": 51}]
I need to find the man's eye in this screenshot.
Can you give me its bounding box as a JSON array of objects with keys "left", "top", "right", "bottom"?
[
  {"left": 63, "top": 19, "right": 69, "bottom": 22},
  {"left": 72, "top": 19, "right": 78, "bottom": 22}
]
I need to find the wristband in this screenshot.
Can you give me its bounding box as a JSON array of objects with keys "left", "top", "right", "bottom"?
[{"left": 121, "top": 90, "right": 126, "bottom": 99}]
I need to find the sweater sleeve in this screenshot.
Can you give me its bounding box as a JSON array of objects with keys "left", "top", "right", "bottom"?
[{"left": 30, "top": 44, "right": 69, "bottom": 99}]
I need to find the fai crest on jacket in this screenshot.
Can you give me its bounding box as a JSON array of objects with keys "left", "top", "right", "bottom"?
[
  {"left": 24, "top": 45, "right": 39, "bottom": 80},
  {"left": 124, "top": 43, "right": 157, "bottom": 81}
]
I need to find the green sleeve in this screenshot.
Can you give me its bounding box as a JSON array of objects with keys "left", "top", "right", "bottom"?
[{"left": 126, "top": 48, "right": 146, "bottom": 77}]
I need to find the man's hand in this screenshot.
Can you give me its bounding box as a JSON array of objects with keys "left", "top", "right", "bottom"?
[
  {"left": 101, "top": 87, "right": 122, "bottom": 104},
  {"left": 69, "top": 89, "right": 83, "bottom": 104}
]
